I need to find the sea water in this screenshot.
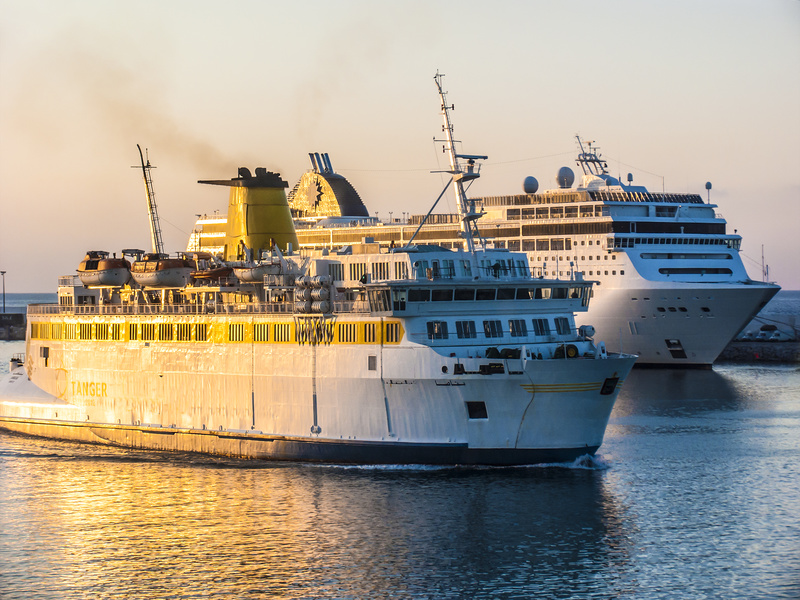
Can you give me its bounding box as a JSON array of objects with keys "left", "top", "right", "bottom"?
[{"left": 0, "top": 293, "right": 798, "bottom": 599}]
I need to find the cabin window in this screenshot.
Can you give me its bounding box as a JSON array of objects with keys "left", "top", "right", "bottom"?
[
  {"left": 509, "top": 319, "right": 528, "bottom": 337},
  {"left": 427, "top": 321, "right": 449, "bottom": 340},
  {"left": 532, "top": 319, "right": 551, "bottom": 336},
  {"left": 459, "top": 260, "right": 472, "bottom": 277},
  {"left": 495, "top": 288, "right": 514, "bottom": 300},
  {"left": 228, "top": 323, "right": 245, "bottom": 342},
  {"left": 456, "top": 320, "right": 477, "bottom": 339},
  {"left": 176, "top": 323, "right": 191, "bottom": 341},
  {"left": 254, "top": 323, "right": 269, "bottom": 342},
  {"left": 349, "top": 263, "right": 367, "bottom": 282},
  {"left": 555, "top": 317, "right": 571, "bottom": 335},
  {"left": 454, "top": 288, "right": 475, "bottom": 301},
  {"left": 141, "top": 323, "right": 156, "bottom": 341},
  {"left": 408, "top": 289, "right": 430, "bottom": 302},
  {"left": 441, "top": 259, "right": 455, "bottom": 278},
  {"left": 385, "top": 322, "right": 401, "bottom": 343},
  {"left": 338, "top": 323, "right": 358, "bottom": 343},
  {"left": 476, "top": 289, "right": 496, "bottom": 301},
  {"left": 391, "top": 289, "right": 407, "bottom": 311},
  {"left": 466, "top": 401, "right": 488, "bottom": 419},
  {"left": 368, "top": 355, "right": 377, "bottom": 371},
  {"left": 329, "top": 263, "right": 344, "bottom": 281},
  {"left": 160, "top": 323, "right": 174, "bottom": 341},
  {"left": 372, "top": 262, "right": 390, "bottom": 280},
  {"left": 274, "top": 323, "right": 291, "bottom": 342},
  {"left": 483, "top": 320, "right": 503, "bottom": 338},
  {"left": 367, "top": 288, "right": 391, "bottom": 312},
  {"left": 95, "top": 323, "right": 109, "bottom": 341},
  {"left": 431, "top": 289, "right": 454, "bottom": 302},
  {"left": 394, "top": 262, "right": 409, "bottom": 280}
]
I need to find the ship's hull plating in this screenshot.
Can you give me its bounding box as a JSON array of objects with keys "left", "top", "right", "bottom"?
[
  {"left": 1, "top": 336, "right": 635, "bottom": 464},
  {"left": 577, "top": 280, "right": 778, "bottom": 366}
]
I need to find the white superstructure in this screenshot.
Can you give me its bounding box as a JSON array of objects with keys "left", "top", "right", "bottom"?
[{"left": 189, "top": 135, "right": 778, "bottom": 366}]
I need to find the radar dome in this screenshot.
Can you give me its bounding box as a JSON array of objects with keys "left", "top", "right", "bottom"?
[
  {"left": 523, "top": 176, "right": 539, "bottom": 194},
  {"left": 556, "top": 166, "right": 575, "bottom": 189}
]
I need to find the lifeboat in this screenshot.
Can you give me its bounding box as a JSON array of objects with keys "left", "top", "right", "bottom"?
[
  {"left": 187, "top": 252, "right": 233, "bottom": 282},
  {"left": 232, "top": 260, "right": 282, "bottom": 282},
  {"left": 130, "top": 252, "right": 194, "bottom": 288},
  {"left": 77, "top": 251, "right": 131, "bottom": 287}
]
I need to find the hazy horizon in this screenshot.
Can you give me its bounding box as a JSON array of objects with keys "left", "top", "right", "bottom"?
[{"left": 1, "top": 0, "right": 798, "bottom": 292}]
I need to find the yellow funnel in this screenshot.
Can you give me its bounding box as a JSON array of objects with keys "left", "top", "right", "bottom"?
[{"left": 199, "top": 168, "right": 299, "bottom": 260}]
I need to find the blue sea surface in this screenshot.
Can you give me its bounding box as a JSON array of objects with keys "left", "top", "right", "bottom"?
[{"left": 0, "top": 294, "right": 798, "bottom": 599}]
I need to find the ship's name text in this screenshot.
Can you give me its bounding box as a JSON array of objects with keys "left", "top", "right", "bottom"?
[{"left": 71, "top": 381, "right": 108, "bottom": 397}]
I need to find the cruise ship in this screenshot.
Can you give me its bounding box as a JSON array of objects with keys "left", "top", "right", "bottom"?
[
  {"left": 0, "top": 75, "right": 637, "bottom": 465},
  {"left": 189, "top": 143, "right": 779, "bottom": 369}
]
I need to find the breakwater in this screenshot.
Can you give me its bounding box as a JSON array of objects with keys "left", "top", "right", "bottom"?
[
  {"left": 716, "top": 341, "right": 800, "bottom": 364},
  {"left": 0, "top": 314, "right": 25, "bottom": 341}
]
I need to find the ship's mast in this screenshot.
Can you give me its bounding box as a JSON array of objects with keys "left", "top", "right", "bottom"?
[
  {"left": 433, "top": 73, "right": 487, "bottom": 253},
  {"left": 136, "top": 144, "right": 165, "bottom": 255},
  {"left": 575, "top": 135, "right": 608, "bottom": 176}
]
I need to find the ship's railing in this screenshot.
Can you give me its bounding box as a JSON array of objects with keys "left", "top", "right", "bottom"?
[
  {"left": 28, "top": 300, "right": 374, "bottom": 317},
  {"left": 58, "top": 275, "right": 82, "bottom": 287},
  {"left": 332, "top": 300, "right": 371, "bottom": 314},
  {"left": 28, "top": 302, "right": 297, "bottom": 316}
]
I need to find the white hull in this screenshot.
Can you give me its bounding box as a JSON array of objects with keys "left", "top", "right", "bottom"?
[
  {"left": 576, "top": 280, "right": 778, "bottom": 366},
  {"left": 1, "top": 331, "right": 635, "bottom": 464}
]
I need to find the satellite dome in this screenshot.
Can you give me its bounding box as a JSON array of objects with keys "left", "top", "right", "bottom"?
[
  {"left": 556, "top": 166, "right": 575, "bottom": 189},
  {"left": 523, "top": 176, "right": 539, "bottom": 194}
]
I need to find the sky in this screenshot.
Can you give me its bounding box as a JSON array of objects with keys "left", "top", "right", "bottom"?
[{"left": 1, "top": 0, "right": 798, "bottom": 292}]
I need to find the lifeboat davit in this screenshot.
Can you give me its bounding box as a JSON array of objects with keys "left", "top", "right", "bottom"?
[
  {"left": 130, "top": 253, "right": 194, "bottom": 288},
  {"left": 77, "top": 251, "right": 131, "bottom": 286}
]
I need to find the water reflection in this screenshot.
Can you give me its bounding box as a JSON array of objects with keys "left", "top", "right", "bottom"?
[
  {"left": 0, "top": 433, "right": 634, "bottom": 599},
  {"left": 613, "top": 367, "right": 740, "bottom": 418}
]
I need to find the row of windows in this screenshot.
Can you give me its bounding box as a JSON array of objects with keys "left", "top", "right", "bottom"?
[
  {"left": 30, "top": 321, "right": 402, "bottom": 344},
  {"left": 426, "top": 317, "right": 572, "bottom": 341},
  {"left": 614, "top": 237, "right": 741, "bottom": 249},
  {"left": 506, "top": 205, "right": 606, "bottom": 220},
  {"left": 400, "top": 285, "right": 589, "bottom": 304}
]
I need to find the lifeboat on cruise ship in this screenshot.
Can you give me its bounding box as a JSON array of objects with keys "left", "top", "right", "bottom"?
[
  {"left": 77, "top": 251, "right": 131, "bottom": 287},
  {"left": 130, "top": 251, "right": 194, "bottom": 288}
]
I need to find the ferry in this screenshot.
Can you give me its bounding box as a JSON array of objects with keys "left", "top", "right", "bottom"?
[
  {"left": 0, "top": 74, "right": 637, "bottom": 465},
  {"left": 189, "top": 127, "right": 779, "bottom": 369}
]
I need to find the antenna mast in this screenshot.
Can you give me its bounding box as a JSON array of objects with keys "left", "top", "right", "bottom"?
[
  {"left": 433, "top": 72, "right": 487, "bottom": 253},
  {"left": 575, "top": 135, "right": 608, "bottom": 176},
  {"left": 136, "top": 144, "right": 165, "bottom": 255}
]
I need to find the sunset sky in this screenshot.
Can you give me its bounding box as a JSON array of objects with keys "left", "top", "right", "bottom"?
[{"left": 1, "top": 0, "right": 798, "bottom": 291}]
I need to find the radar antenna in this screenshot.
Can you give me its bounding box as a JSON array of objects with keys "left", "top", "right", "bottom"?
[
  {"left": 575, "top": 136, "right": 609, "bottom": 177},
  {"left": 135, "top": 145, "right": 165, "bottom": 255}
]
